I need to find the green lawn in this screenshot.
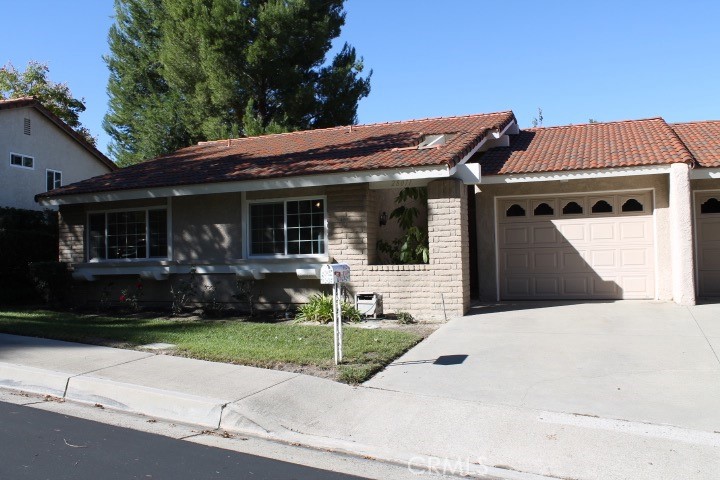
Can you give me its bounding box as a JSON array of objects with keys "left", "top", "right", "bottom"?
[{"left": 0, "top": 310, "right": 422, "bottom": 383}]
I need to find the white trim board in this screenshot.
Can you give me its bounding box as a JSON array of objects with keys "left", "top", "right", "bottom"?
[
  {"left": 481, "top": 165, "right": 672, "bottom": 184},
  {"left": 690, "top": 168, "right": 720, "bottom": 180}
]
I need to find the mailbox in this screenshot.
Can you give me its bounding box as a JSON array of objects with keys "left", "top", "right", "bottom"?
[{"left": 320, "top": 263, "right": 351, "bottom": 284}]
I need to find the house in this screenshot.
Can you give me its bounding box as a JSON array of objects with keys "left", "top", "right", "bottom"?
[
  {"left": 36, "top": 112, "right": 720, "bottom": 319},
  {"left": 0, "top": 97, "right": 116, "bottom": 211}
]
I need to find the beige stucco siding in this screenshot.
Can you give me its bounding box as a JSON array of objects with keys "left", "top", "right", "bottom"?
[
  {"left": 475, "top": 174, "right": 672, "bottom": 301},
  {"left": 172, "top": 193, "right": 243, "bottom": 262},
  {"left": 0, "top": 107, "right": 112, "bottom": 210}
]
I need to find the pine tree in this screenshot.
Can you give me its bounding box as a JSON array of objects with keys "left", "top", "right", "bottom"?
[{"left": 104, "top": 0, "right": 371, "bottom": 165}]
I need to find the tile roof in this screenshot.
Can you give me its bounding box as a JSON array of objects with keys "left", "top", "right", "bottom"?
[
  {"left": 39, "top": 111, "right": 516, "bottom": 198},
  {"left": 478, "top": 118, "right": 695, "bottom": 175},
  {"left": 671, "top": 121, "right": 720, "bottom": 168},
  {"left": 0, "top": 97, "right": 117, "bottom": 171}
]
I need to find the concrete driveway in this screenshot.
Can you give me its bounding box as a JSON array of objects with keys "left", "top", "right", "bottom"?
[{"left": 366, "top": 301, "right": 720, "bottom": 432}]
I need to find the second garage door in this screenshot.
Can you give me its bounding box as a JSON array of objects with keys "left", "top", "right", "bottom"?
[{"left": 497, "top": 191, "right": 655, "bottom": 300}]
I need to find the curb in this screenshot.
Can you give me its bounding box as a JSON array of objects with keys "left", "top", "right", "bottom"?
[{"left": 0, "top": 362, "right": 70, "bottom": 398}]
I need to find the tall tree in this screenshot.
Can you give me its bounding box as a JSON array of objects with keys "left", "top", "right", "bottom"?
[
  {"left": 104, "top": 0, "right": 371, "bottom": 166},
  {"left": 0, "top": 61, "right": 96, "bottom": 145}
]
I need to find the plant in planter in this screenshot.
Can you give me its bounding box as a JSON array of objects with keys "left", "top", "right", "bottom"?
[
  {"left": 295, "top": 293, "right": 361, "bottom": 324},
  {"left": 377, "top": 187, "right": 429, "bottom": 264}
]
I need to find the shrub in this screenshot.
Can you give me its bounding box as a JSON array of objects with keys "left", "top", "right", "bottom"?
[
  {"left": 201, "top": 284, "right": 227, "bottom": 319},
  {"left": 28, "top": 261, "right": 70, "bottom": 306},
  {"left": 119, "top": 278, "right": 144, "bottom": 312},
  {"left": 296, "top": 293, "right": 362, "bottom": 324},
  {"left": 232, "top": 279, "right": 256, "bottom": 317},
  {"left": 170, "top": 266, "right": 198, "bottom": 315},
  {"left": 396, "top": 310, "right": 416, "bottom": 324}
]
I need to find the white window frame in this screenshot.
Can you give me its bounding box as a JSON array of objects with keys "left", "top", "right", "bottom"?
[
  {"left": 10, "top": 152, "right": 34, "bottom": 170},
  {"left": 46, "top": 169, "right": 62, "bottom": 191},
  {"left": 246, "top": 195, "right": 328, "bottom": 259},
  {"left": 86, "top": 205, "right": 171, "bottom": 263}
]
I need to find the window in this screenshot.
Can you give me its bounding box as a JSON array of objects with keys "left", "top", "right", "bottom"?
[
  {"left": 88, "top": 208, "right": 168, "bottom": 261},
  {"left": 506, "top": 204, "right": 526, "bottom": 217},
  {"left": 621, "top": 198, "right": 644, "bottom": 212},
  {"left": 701, "top": 198, "right": 720, "bottom": 214},
  {"left": 46, "top": 170, "right": 62, "bottom": 191},
  {"left": 250, "top": 198, "right": 325, "bottom": 256},
  {"left": 591, "top": 200, "right": 613, "bottom": 213},
  {"left": 10, "top": 153, "right": 33, "bottom": 169},
  {"left": 562, "top": 201, "right": 583, "bottom": 215},
  {"left": 533, "top": 202, "right": 554, "bottom": 216}
]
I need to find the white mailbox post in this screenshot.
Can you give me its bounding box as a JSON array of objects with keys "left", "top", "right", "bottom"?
[{"left": 320, "top": 263, "right": 351, "bottom": 364}]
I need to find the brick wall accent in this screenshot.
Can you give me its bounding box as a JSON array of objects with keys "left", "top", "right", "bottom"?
[
  {"left": 333, "top": 179, "right": 470, "bottom": 321},
  {"left": 58, "top": 205, "right": 85, "bottom": 264}
]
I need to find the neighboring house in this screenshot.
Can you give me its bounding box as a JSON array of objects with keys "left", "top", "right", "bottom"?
[
  {"left": 36, "top": 112, "right": 720, "bottom": 319},
  {"left": 0, "top": 97, "right": 116, "bottom": 211}
]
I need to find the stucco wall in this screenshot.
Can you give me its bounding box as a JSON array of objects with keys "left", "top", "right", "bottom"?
[
  {"left": 0, "top": 107, "right": 112, "bottom": 210},
  {"left": 474, "top": 174, "right": 672, "bottom": 301}
]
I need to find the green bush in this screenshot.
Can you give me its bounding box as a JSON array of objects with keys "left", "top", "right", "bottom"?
[
  {"left": 296, "top": 293, "right": 362, "bottom": 324},
  {"left": 396, "top": 310, "right": 416, "bottom": 324},
  {"left": 0, "top": 208, "right": 58, "bottom": 305},
  {"left": 28, "top": 262, "right": 71, "bottom": 306}
]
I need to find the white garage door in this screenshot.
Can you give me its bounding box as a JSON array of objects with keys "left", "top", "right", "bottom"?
[
  {"left": 497, "top": 191, "right": 655, "bottom": 300},
  {"left": 695, "top": 191, "right": 720, "bottom": 297}
]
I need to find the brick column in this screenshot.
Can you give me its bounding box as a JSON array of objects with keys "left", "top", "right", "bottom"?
[{"left": 427, "top": 178, "right": 470, "bottom": 317}]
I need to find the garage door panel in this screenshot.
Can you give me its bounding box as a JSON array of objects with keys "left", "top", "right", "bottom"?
[
  {"left": 501, "top": 226, "right": 530, "bottom": 246},
  {"left": 620, "top": 248, "right": 650, "bottom": 267},
  {"left": 592, "top": 277, "right": 620, "bottom": 296},
  {"left": 589, "top": 223, "right": 615, "bottom": 241},
  {"left": 532, "top": 225, "right": 558, "bottom": 244},
  {"left": 498, "top": 192, "right": 654, "bottom": 300},
  {"left": 698, "top": 271, "right": 720, "bottom": 296},
  {"left": 535, "top": 277, "right": 560, "bottom": 295},
  {"left": 590, "top": 250, "right": 616, "bottom": 268},
  {"left": 696, "top": 191, "right": 720, "bottom": 297},
  {"left": 699, "top": 249, "right": 720, "bottom": 270},
  {"left": 562, "top": 277, "right": 589, "bottom": 295}
]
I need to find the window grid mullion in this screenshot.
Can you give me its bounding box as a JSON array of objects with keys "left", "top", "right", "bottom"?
[
  {"left": 145, "top": 210, "right": 150, "bottom": 258},
  {"left": 283, "top": 201, "right": 288, "bottom": 256}
]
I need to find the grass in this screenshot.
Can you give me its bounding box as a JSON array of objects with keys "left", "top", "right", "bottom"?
[{"left": 0, "top": 309, "right": 422, "bottom": 384}]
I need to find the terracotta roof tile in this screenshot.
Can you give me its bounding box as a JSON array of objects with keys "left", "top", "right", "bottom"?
[
  {"left": 479, "top": 118, "right": 695, "bottom": 175},
  {"left": 40, "top": 111, "right": 515, "bottom": 198},
  {"left": 671, "top": 121, "right": 720, "bottom": 168}
]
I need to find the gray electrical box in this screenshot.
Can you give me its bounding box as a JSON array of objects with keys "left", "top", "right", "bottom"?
[{"left": 355, "top": 292, "right": 383, "bottom": 318}]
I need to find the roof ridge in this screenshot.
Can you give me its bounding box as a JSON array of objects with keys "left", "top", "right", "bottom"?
[
  {"left": 197, "top": 110, "right": 515, "bottom": 146},
  {"left": 526, "top": 117, "right": 666, "bottom": 131},
  {"left": 670, "top": 120, "right": 720, "bottom": 126}
]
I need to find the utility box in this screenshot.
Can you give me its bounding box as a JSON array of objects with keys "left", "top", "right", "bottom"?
[
  {"left": 320, "top": 263, "right": 351, "bottom": 284},
  {"left": 356, "top": 292, "right": 383, "bottom": 318}
]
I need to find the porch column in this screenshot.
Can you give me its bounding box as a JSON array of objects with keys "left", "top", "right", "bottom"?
[
  {"left": 669, "top": 162, "right": 696, "bottom": 305},
  {"left": 427, "top": 178, "right": 470, "bottom": 316}
]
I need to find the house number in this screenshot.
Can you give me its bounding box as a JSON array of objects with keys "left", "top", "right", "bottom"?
[{"left": 391, "top": 180, "right": 413, "bottom": 187}]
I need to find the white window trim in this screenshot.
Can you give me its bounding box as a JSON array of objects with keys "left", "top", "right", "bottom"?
[
  {"left": 10, "top": 152, "right": 34, "bottom": 170},
  {"left": 86, "top": 204, "right": 171, "bottom": 263},
  {"left": 245, "top": 195, "right": 328, "bottom": 259},
  {"left": 46, "top": 169, "right": 62, "bottom": 192}
]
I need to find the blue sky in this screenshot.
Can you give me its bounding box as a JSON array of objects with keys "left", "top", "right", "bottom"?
[{"left": 1, "top": 0, "right": 719, "bottom": 159}]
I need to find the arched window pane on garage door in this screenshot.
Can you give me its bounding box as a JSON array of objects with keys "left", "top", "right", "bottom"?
[
  {"left": 562, "top": 201, "right": 583, "bottom": 215},
  {"left": 701, "top": 198, "right": 720, "bottom": 214},
  {"left": 506, "top": 204, "right": 526, "bottom": 217},
  {"left": 591, "top": 200, "right": 613, "bottom": 213},
  {"left": 621, "top": 198, "right": 644, "bottom": 212},
  {"left": 534, "top": 203, "right": 554, "bottom": 216}
]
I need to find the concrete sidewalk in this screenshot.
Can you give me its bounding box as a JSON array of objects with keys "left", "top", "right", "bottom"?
[{"left": 1, "top": 333, "right": 718, "bottom": 480}]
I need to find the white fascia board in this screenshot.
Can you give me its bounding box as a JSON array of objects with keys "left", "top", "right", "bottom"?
[
  {"left": 452, "top": 163, "right": 481, "bottom": 184},
  {"left": 455, "top": 119, "right": 517, "bottom": 166},
  {"left": 690, "top": 168, "right": 720, "bottom": 179},
  {"left": 480, "top": 164, "right": 672, "bottom": 184},
  {"left": 40, "top": 165, "right": 450, "bottom": 205}
]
